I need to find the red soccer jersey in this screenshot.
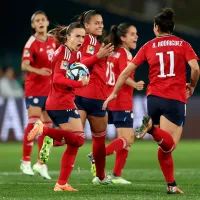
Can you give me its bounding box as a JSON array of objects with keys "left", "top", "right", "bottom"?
[
  {"left": 46, "top": 45, "right": 83, "bottom": 110},
  {"left": 132, "top": 35, "right": 199, "bottom": 103},
  {"left": 22, "top": 35, "right": 58, "bottom": 97},
  {"left": 75, "top": 34, "right": 107, "bottom": 100},
  {"left": 107, "top": 47, "right": 134, "bottom": 110}
]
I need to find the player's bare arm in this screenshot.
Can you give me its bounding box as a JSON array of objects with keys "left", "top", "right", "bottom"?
[
  {"left": 186, "top": 59, "right": 199, "bottom": 98},
  {"left": 125, "top": 78, "right": 144, "bottom": 91}
]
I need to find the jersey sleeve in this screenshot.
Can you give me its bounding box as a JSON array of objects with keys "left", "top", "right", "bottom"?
[
  {"left": 131, "top": 45, "right": 146, "bottom": 66},
  {"left": 22, "top": 37, "right": 36, "bottom": 62},
  {"left": 53, "top": 60, "right": 83, "bottom": 88},
  {"left": 80, "top": 36, "right": 98, "bottom": 68},
  {"left": 183, "top": 42, "right": 199, "bottom": 62}
]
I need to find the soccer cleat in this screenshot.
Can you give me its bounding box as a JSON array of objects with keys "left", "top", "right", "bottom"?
[
  {"left": 40, "top": 136, "right": 54, "bottom": 163},
  {"left": 33, "top": 163, "right": 51, "bottom": 179},
  {"left": 167, "top": 186, "right": 184, "bottom": 194},
  {"left": 54, "top": 183, "right": 78, "bottom": 191},
  {"left": 135, "top": 116, "right": 152, "bottom": 139},
  {"left": 88, "top": 152, "right": 96, "bottom": 177},
  {"left": 111, "top": 176, "right": 131, "bottom": 184},
  {"left": 92, "top": 174, "right": 112, "bottom": 185},
  {"left": 27, "top": 119, "right": 44, "bottom": 141},
  {"left": 20, "top": 160, "right": 34, "bottom": 176}
]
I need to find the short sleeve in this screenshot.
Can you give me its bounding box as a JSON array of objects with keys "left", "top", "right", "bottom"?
[
  {"left": 22, "top": 37, "right": 35, "bottom": 62},
  {"left": 131, "top": 46, "right": 146, "bottom": 66},
  {"left": 118, "top": 50, "right": 128, "bottom": 73},
  {"left": 184, "top": 42, "right": 199, "bottom": 62},
  {"left": 81, "top": 36, "right": 96, "bottom": 58}
]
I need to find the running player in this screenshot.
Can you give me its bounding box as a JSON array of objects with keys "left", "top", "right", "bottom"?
[
  {"left": 20, "top": 10, "right": 57, "bottom": 179},
  {"left": 104, "top": 23, "right": 144, "bottom": 184},
  {"left": 28, "top": 22, "right": 89, "bottom": 191},
  {"left": 75, "top": 10, "right": 114, "bottom": 184},
  {"left": 103, "top": 8, "right": 199, "bottom": 194}
]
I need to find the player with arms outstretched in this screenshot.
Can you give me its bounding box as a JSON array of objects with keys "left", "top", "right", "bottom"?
[
  {"left": 20, "top": 10, "right": 57, "bottom": 179},
  {"left": 103, "top": 8, "right": 199, "bottom": 194}
]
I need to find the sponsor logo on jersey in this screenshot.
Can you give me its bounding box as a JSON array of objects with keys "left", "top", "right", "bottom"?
[
  {"left": 86, "top": 45, "right": 95, "bottom": 54},
  {"left": 23, "top": 49, "right": 30, "bottom": 57}
]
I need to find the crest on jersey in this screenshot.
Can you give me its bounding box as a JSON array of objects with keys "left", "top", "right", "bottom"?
[
  {"left": 60, "top": 61, "right": 69, "bottom": 70},
  {"left": 23, "top": 49, "right": 30, "bottom": 57},
  {"left": 86, "top": 45, "right": 95, "bottom": 54}
]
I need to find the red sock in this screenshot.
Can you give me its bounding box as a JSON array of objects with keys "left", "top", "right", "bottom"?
[
  {"left": 22, "top": 116, "right": 40, "bottom": 161},
  {"left": 92, "top": 130, "right": 106, "bottom": 180},
  {"left": 58, "top": 145, "right": 79, "bottom": 185},
  {"left": 53, "top": 140, "right": 65, "bottom": 146},
  {"left": 43, "top": 127, "right": 84, "bottom": 147},
  {"left": 106, "top": 137, "right": 127, "bottom": 156},
  {"left": 113, "top": 147, "right": 129, "bottom": 177},
  {"left": 151, "top": 127, "right": 175, "bottom": 152},
  {"left": 37, "top": 121, "right": 52, "bottom": 163},
  {"left": 158, "top": 147, "right": 174, "bottom": 183}
]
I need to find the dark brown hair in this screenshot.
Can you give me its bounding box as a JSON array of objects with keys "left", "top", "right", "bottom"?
[
  {"left": 154, "top": 8, "right": 175, "bottom": 34},
  {"left": 48, "top": 22, "right": 84, "bottom": 44}
]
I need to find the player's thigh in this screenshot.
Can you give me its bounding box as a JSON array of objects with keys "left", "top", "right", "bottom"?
[
  {"left": 59, "top": 117, "right": 84, "bottom": 132},
  {"left": 41, "top": 110, "right": 52, "bottom": 122},
  {"left": 87, "top": 115, "right": 108, "bottom": 133},
  {"left": 160, "top": 115, "right": 183, "bottom": 147},
  {"left": 77, "top": 110, "right": 87, "bottom": 126},
  {"left": 160, "top": 99, "right": 185, "bottom": 146},
  {"left": 47, "top": 109, "right": 83, "bottom": 132},
  {"left": 117, "top": 128, "right": 135, "bottom": 145},
  {"left": 27, "top": 105, "right": 42, "bottom": 117}
]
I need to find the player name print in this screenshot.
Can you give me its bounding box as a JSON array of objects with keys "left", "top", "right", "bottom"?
[{"left": 152, "top": 40, "right": 183, "bottom": 48}]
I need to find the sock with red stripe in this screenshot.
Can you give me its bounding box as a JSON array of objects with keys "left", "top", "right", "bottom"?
[
  {"left": 106, "top": 137, "right": 127, "bottom": 156},
  {"left": 92, "top": 130, "right": 106, "bottom": 180},
  {"left": 149, "top": 126, "right": 175, "bottom": 152},
  {"left": 22, "top": 116, "right": 40, "bottom": 161},
  {"left": 58, "top": 145, "right": 79, "bottom": 185}
]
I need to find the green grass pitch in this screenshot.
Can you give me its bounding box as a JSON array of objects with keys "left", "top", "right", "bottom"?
[{"left": 0, "top": 140, "right": 199, "bottom": 200}]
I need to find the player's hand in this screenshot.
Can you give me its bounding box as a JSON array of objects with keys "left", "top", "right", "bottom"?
[
  {"left": 97, "top": 43, "right": 114, "bottom": 59},
  {"left": 135, "top": 81, "right": 145, "bottom": 91},
  {"left": 186, "top": 83, "right": 195, "bottom": 98},
  {"left": 102, "top": 93, "right": 117, "bottom": 110},
  {"left": 36, "top": 68, "right": 52, "bottom": 76},
  {"left": 81, "top": 75, "right": 90, "bottom": 86}
]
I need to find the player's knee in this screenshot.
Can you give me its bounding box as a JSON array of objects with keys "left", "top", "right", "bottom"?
[
  {"left": 76, "top": 136, "right": 84, "bottom": 147},
  {"left": 120, "top": 133, "right": 134, "bottom": 146}
]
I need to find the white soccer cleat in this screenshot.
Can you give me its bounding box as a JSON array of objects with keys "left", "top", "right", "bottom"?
[
  {"left": 33, "top": 163, "right": 51, "bottom": 179},
  {"left": 92, "top": 174, "right": 112, "bottom": 185},
  {"left": 20, "top": 160, "right": 34, "bottom": 176},
  {"left": 111, "top": 177, "right": 131, "bottom": 184}
]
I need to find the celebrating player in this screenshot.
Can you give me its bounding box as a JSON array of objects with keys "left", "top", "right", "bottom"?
[
  {"left": 27, "top": 22, "right": 90, "bottom": 191},
  {"left": 75, "top": 10, "right": 114, "bottom": 184},
  {"left": 103, "top": 8, "right": 199, "bottom": 194},
  {"left": 20, "top": 10, "right": 57, "bottom": 179},
  {"left": 103, "top": 23, "right": 144, "bottom": 184}
]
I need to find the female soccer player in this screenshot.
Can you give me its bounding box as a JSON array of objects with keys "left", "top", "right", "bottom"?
[
  {"left": 103, "top": 23, "right": 144, "bottom": 184},
  {"left": 103, "top": 8, "right": 199, "bottom": 194},
  {"left": 21, "top": 10, "right": 58, "bottom": 179},
  {"left": 75, "top": 10, "right": 114, "bottom": 184},
  {"left": 28, "top": 22, "right": 89, "bottom": 191}
]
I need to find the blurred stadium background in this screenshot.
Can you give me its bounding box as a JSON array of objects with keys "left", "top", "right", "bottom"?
[{"left": 0, "top": 1, "right": 200, "bottom": 199}]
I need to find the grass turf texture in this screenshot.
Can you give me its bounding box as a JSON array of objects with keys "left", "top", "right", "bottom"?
[{"left": 0, "top": 140, "right": 199, "bottom": 200}]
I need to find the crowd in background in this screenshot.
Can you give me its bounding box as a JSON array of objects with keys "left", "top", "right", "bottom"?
[{"left": 0, "top": 66, "right": 25, "bottom": 98}]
